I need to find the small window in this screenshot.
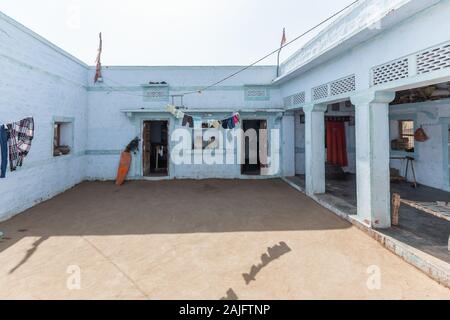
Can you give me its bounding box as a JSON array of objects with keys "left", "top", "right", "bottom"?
[
  {"left": 399, "top": 120, "right": 415, "bottom": 152},
  {"left": 53, "top": 122, "right": 73, "bottom": 157}
]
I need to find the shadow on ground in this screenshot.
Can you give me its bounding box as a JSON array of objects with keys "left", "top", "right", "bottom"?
[{"left": 0, "top": 179, "right": 350, "bottom": 273}]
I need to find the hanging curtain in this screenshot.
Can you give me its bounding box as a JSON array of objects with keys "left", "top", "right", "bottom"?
[{"left": 326, "top": 120, "right": 348, "bottom": 167}]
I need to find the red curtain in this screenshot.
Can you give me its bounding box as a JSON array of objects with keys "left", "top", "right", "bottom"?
[{"left": 326, "top": 120, "right": 348, "bottom": 167}]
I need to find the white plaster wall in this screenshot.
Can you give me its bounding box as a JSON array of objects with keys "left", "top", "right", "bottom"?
[
  {"left": 293, "top": 104, "right": 357, "bottom": 175},
  {"left": 280, "top": 1, "right": 450, "bottom": 189},
  {"left": 1, "top": 0, "right": 449, "bottom": 224},
  {"left": 281, "top": 114, "right": 295, "bottom": 176},
  {"left": 0, "top": 13, "right": 88, "bottom": 221},
  {"left": 294, "top": 111, "right": 305, "bottom": 175},
  {"left": 390, "top": 102, "right": 450, "bottom": 190},
  {"left": 85, "top": 67, "right": 284, "bottom": 180},
  {"left": 279, "top": 1, "right": 450, "bottom": 101}
]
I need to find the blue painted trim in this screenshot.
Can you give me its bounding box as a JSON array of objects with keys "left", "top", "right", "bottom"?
[
  {"left": 4, "top": 151, "right": 86, "bottom": 174},
  {"left": 85, "top": 150, "right": 121, "bottom": 155},
  {"left": 87, "top": 85, "right": 250, "bottom": 92}
]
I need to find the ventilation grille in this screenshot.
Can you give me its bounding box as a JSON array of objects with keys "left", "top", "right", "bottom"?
[
  {"left": 312, "top": 85, "right": 328, "bottom": 101},
  {"left": 143, "top": 86, "right": 169, "bottom": 102},
  {"left": 283, "top": 96, "right": 293, "bottom": 107},
  {"left": 417, "top": 43, "right": 450, "bottom": 75},
  {"left": 283, "top": 91, "right": 305, "bottom": 107},
  {"left": 330, "top": 75, "right": 355, "bottom": 96},
  {"left": 372, "top": 59, "right": 409, "bottom": 86},
  {"left": 244, "top": 86, "right": 270, "bottom": 101},
  {"left": 246, "top": 88, "right": 266, "bottom": 97},
  {"left": 292, "top": 92, "right": 305, "bottom": 105}
]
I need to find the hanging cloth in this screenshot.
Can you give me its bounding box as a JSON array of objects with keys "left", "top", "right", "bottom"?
[
  {"left": 414, "top": 126, "right": 429, "bottom": 142},
  {"left": 233, "top": 114, "right": 240, "bottom": 125},
  {"left": 7, "top": 117, "right": 34, "bottom": 171},
  {"left": 0, "top": 125, "right": 8, "bottom": 178},
  {"left": 166, "top": 104, "right": 176, "bottom": 114},
  {"left": 227, "top": 117, "right": 235, "bottom": 129},
  {"left": 326, "top": 120, "right": 348, "bottom": 167},
  {"left": 182, "top": 114, "right": 194, "bottom": 128},
  {"left": 212, "top": 120, "right": 221, "bottom": 129}
]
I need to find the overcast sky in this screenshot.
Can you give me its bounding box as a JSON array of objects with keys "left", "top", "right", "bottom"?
[{"left": 0, "top": 0, "right": 356, "bottom": 66}]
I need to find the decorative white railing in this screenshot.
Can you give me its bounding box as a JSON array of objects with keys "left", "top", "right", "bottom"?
[
  {"left": 279, "top": 0, "right": 411, "bottom": 77},
  {"left": 311, "top": 75, "right": 356, "bottom": 101},
  {"left": 371, "top": 40, "right": 450, "bottom": 86}
]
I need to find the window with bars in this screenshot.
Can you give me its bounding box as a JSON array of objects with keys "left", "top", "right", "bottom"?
[{"left": 399, "top": 120, "right": 415, "bottom": 152}]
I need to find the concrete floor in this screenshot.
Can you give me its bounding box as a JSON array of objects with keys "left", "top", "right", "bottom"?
[
  {"left": 0, "top": 179, "right": 449, "bottom": 300},
  {"left": 289, "top": 174, "right": 450, "bottom": 263}
]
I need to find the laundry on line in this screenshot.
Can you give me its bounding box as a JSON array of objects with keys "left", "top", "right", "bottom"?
[
  {"left": 166, "top": 105, "right": 240, "bottom": 129},
  {"left": 0, "top": 117, "right": 35, "bottom": 178}
]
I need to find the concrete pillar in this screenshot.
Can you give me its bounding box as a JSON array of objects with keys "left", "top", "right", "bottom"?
[
  {"left": 351, "top": 91, "right": 395, "bottom": 228},
  {"left": 281, "top": 113, "right": 295, "bottom": 177},
  {"left": 303, "top": 103, "right": 327, "bottom": 195}
]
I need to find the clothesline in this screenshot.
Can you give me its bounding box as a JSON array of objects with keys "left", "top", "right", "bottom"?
[
  {"left": 166, "top": 105, "right": 239, "bottom": 122},
  {"left": 166, "top": 105, "right": 240, "bottom": 129}
]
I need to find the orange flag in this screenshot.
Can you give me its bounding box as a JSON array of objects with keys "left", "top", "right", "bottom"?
[{"left": 280, "top": 28, "right": 287, "bottom": 47}]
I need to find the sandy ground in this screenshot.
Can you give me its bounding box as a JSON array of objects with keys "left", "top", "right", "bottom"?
[{"left": 0, "top": 179, "right": 449, "bottom": 300}]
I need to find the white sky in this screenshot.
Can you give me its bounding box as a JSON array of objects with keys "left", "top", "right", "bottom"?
[{"left": 0, "top": 0, "right": 356, "bottom": 66}]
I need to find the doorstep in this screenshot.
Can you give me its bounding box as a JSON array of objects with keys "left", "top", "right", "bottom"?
[{"left": 282, "top": 177, "right": 450, "bottom": 289}]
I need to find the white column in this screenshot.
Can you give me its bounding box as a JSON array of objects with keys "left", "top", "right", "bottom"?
[
  {"left": 303, "top": 103, "right": 327, "bottom": 195},
  {"left": 351, "top": 91, "right": 395, "bottom": 228},
  {"left": 281, "top": 113, "right": 295, "bottom": 177}
]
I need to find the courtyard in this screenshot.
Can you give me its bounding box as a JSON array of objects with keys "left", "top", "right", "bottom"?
[{"left": 0, "top": 179, "right": 448, "bottom": 299}]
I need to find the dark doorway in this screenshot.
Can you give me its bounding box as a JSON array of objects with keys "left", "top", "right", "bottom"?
[
  {"left": 143, "top": 121, "right": 169, "bottom": 177},
  {"left": 241, "top": 119, "right": 267, "bottom": 176}
]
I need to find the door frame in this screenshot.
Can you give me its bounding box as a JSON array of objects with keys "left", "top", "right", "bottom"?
[
  {"left": 241, "top": 119, "right": 268, "bottom": 176},
  {"left": 139, "top": 118, "right": 171, "bottom": 179}
]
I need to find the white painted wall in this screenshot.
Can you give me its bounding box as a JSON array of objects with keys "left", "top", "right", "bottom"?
[
  {"left": 281, "top": 113, "right": 295, "bottom": 176},
  {"left": 0, "top": 12, "right": 88, "bottom": 221},
  {"left": 280, "top": 0, "right": 450, "bottom": 190},
  {"left": 2, "top": 0, "right": 450, "bottom": 223},
  {"left": 293, "top": 103, "right": 357, "bottom": 175},
  {"left": 85, "top": 67, "right": 285, "bottom": 180},
  {"left": 390, "top": 101, "right": 450, "bottom": 191},
  {"left": 279, "top": 1, "right": 450, "bottom": 100}
]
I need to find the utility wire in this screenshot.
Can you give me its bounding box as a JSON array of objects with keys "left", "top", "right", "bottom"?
[
  {"left": 98, "top": 0, "right": 359, "bottom": 98},
  {"left": 182, "top": 0, "right": 360, "bottom": 95}
]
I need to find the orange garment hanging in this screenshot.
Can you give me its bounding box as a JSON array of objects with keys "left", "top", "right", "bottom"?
[{"left": 326, "top": 120, "right": 348, "bottom": 167}]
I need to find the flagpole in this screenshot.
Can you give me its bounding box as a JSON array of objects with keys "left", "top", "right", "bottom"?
[
  {"left": 276, "top": 28, "right": 286, "bottom": 78},
  {"left": 276, "top": 47, "right": 281, "bottom": 78}
]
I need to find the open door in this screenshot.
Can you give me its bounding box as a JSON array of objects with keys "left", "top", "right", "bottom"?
[
  {"left": 143, "top": 121, "right": 169, "bottom": 177},
  {"left": 241, "top": 119, "right": 267, "bottom": 176}
]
